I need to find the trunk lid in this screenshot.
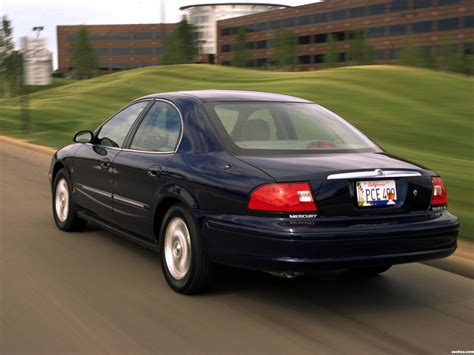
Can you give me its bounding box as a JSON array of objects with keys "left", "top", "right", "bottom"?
[{"left": 236, "top": 152, "right": 435, "bottom": 216}]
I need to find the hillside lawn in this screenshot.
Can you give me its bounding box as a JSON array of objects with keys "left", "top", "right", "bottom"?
[{"left": 0, "top": 64, "right": 472, "bottom": 240}]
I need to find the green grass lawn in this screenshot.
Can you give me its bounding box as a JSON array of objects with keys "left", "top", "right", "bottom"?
[
  {"left": 0, "top": 64, "right": 472, "bottom": 240},
  {"left": 24, "top": 77, "right": 77, "bottom": 95}
]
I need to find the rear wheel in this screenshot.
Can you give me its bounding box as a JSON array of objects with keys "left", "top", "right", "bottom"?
[
  {"left": 52, "top": 169, "right": 87, "bottom": 231},
  {"left": 160, "top": 204, "right": 215, "bottom": 294},
  {"left": 346, "top": 265, "right": 392, "bottom": 277}
]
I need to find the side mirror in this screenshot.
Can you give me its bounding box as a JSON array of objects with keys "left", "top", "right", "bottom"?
[{"left": 73, "top": 130, "right": 93, "bottom": 143}]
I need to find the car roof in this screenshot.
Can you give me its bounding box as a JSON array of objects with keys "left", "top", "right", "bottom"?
[{"left": 139, "top": 90, "right": 312, "bottom": 103}]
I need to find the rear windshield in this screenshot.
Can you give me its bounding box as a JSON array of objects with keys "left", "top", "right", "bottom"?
[{"left": 204, "top": 102, "right": 381, "bottom": 154}]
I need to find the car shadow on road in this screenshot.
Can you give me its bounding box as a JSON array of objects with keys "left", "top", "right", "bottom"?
[{"left": 86, "top": 225, "right": 437, "bottom": 315}]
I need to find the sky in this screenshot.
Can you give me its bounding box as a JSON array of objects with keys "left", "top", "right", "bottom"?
[{"left": 1, "top": 0, "right": 316, "bottom": 69}]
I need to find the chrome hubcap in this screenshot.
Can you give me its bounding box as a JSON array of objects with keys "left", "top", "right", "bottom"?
[
  {"left": 164, "top": 217, "right": 191, "bottom": 280},
  {"left": 55, "top": 178, "right": 69, "bottom": 223}
]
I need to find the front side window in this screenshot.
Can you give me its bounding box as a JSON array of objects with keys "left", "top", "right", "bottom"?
[
  {"left": 97, "top": 102, "right": 149, "bottom": 147},
  {"left": 130, "top": 101, "right": 181, "bottom": 152},
  {"left": 205, "top": 102, "right": 380, "bottom": 154}
]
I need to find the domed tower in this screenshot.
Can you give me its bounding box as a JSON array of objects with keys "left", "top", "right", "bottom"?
[{"left": 180, "top": 1, "right": 290, "bottom": 59}]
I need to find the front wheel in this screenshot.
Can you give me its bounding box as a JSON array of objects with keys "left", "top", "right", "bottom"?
[
  {"left": 160, "top": 204, "right": 215, "bottom": 294},
  {"left": 52, "top": 169, "right": 87, "bottom": 231}
]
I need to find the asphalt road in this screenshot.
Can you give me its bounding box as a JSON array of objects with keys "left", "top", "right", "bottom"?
[{"left": 1, "top": 141, "right": 473, "bottom": 354}]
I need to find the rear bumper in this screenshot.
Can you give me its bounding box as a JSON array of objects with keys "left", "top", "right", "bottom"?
[{"left": 201, "top": 211, "right": 459, "bottom": 272}]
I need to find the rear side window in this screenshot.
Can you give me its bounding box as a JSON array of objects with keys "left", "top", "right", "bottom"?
[
  {"left": 130, "top": 101, "right": 181, "bottom": 152},
  {"left": 97, "top": 101, "right": 148, "bottom": 147}
]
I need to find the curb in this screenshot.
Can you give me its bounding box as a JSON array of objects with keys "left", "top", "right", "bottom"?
[
  {"left": 1, "top": 135, "right": 472, "bottom": 278},
  {"left": 423, "top": 256, "right": 473, "bottom": 279},
  {"left": 0, "top": 135, "right": 56, "bottom": 155}
]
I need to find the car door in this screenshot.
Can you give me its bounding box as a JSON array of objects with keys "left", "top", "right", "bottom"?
[
  {"left": 73, "top": 101, "right": 150, "bottom": 223},
  {"left": 112, "top": 100, "right": 182, "bottom": 239}
]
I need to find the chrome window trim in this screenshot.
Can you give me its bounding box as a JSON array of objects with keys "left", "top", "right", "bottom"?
[
  {"left": 327, "top": 170, "right": 422, "bottom": 180},
  {"left": 88, "top": 98, "right": 184, "bottom": 155},
  {"left": 126, "top": 98, "right": 185, "bottom": 154}
]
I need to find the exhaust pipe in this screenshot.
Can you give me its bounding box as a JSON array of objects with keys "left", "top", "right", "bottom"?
[{"left": 268, "top": 271, "right": 304, "bottom": 279}]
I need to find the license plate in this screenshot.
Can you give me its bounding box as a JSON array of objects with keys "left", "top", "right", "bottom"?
[{"left": 356, "top": 180, "right": 398, "bottom": 207}]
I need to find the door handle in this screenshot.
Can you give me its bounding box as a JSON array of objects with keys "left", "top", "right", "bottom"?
[
  {"left": 147, "top": 165, "right": 162, "bottom": 178},
  {"left": 100, "top": 159, "right": 111, "bottom": 170}
]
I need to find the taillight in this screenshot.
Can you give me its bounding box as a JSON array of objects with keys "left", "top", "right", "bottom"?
[
  {"left": 248, "top": 182, "right": 317, "bottom": 212},
  {"left": 431, "top": 177, "right": 448, "bottom": 207}
]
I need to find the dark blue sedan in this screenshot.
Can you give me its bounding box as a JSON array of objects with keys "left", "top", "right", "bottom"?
[{"left": 49, "top": 90, "right": 459, "bottom": 294}]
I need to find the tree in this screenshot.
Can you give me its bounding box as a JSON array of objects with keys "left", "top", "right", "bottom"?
[
  {"left": 161, "top": 18, "right": 197, "bottom": 65},
  {"left": 436, "top": 41, "right": 464, "bottom": 73},
  {"left": 397, "top": 35, "right": 433, "bottom": 68},
  {"left": 232, "top": 27, "right": 250, "bottom": 67},
  {"left": 348, "top": 29, "right": 375, "bottom": 65},
  {"left": 270, "top": 28, "right": 297, "bottom": 70},
  {"left": 71, "top": 26, "right": 98, "bottom": 79},
  {"left": 324, "top": 34, "right": 338, "bottom": 68},
  {"left": 0, "top": 15, "right": 15, "bottom": 97}
]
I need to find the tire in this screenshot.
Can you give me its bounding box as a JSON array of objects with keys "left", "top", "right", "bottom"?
[
  {"left": 52, "top": 168, "right": 87, "bottom": 232},
  {"left": 160, "top": 204, "right": 215, "bottom": 294},
  {"left": 346, "top": 265, "right": 392, "bottom": 277}
]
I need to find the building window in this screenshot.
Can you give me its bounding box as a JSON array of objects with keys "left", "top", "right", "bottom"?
[
  {"left": 412, "top": 21, "right": 433, "bottom": 33},
  {"left": 464, "top": 43, "right": 473, "bottom": 54},
  {"left": 270, "top": 20, "right": 281, "bottom": 29},
  {"left": 155, "top": 48, "right": 164, "bottom": 56},
  {"left": 67, "top": 32, "right": 78, "bottom": 41},
  {"left": 221, "top": 28, "right": 232, "bottom": 36},
  {"left": 299, "top": 55, "right": 311, "bottom": 64},
  {"left": 368, "top": 3, "right": 386, "bottom": 15},
  {"left": 331, "top": 31, "right": 345, "bottom": 41},
  {"left": 438, "top": 18, "right": 460, "bottom": 31},
  {"left": 298, "top": 15, "right": 311, "bottom": 26},
  {"left": 256, "top": 40, "right": 267, "bottom": 49},
  {"left": 389, "top": 24, "right": 406, "bottom": 36},
  {"left": 155, "top": 32, "right": 169, "bottom": 40},
  {"left": 438, "top": 0, "right": 460, "bottom": 5},
  {"left": 367, "top": 26, "right": 385, "bottom": 38},
  {"left": 110, "top": 63, "right": 130, "bottom": 70},
  {"left": 298, "top": 35, "right": 312, "bottom": 45},
  {"left": 314, "top": 54, "right": 325, "bottom": 63},
  {"left": 134, "top": 47, "right": 153, "bottom": 55},
  {"left": 133, "top": 32, "right": 153, "bottom": 40},
  {"left": 388, "top": 48, "right": 400, "bottom": 59},
  {"left": 256, "top": 22, "right": 268, "bottom": 31},
  {"left": 191, "top": 15, "right": 209, "bottom": 24},
  {"left": 465, "top": 16, "right": 474, "bottom": 28},
  {"left": 350, "top": 7, "right": 365, "bottom": 18},
  {"left": 246, "top": 42, "right": 254, "bottom": 50},
  {"left": 314, "top": 33, "right": 327, "bottom": 43},
  {"left": 256, "top": 58, "right": 268, "bottom": 67},
  {"left": 222, "top": 44, "right": 232, "bottom": 53},
  {"left": 90, "top": 32, "right": 108, "bottom": 40},
  {"left": 375, "top": 49, "right": 386, "bottom": 60},
  {"left": 284, "top": 18, "right": 296, "bottom": 27},
  {"left": 390, "top": 0, "right": 408, "bottom": 12},
  {"left": 111, "top": 48, "right": 131, "bottom": 56},
  {"left": 413, "top": 0, "right": 432, "bottom": 8},
  {"left": 110, "top": 32, "right": 130, "bottom": 40},
  {"left": 95, "top": 48, "right": 108, "bottom": 56},
  {"left": 99, "top": 64, "right": 109, "bottom": 71},
  {"left": 314, "top": 13, "right": 328, "bottom": 23},
  {"left": 245, "top": 24, "right": 257, "bottom": 32},
  {"left": 337, "top": 53, "right": 346, "bottom": 62},
  {"left": 332, "top": 10, "right": 346, "bottom": 21}
]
